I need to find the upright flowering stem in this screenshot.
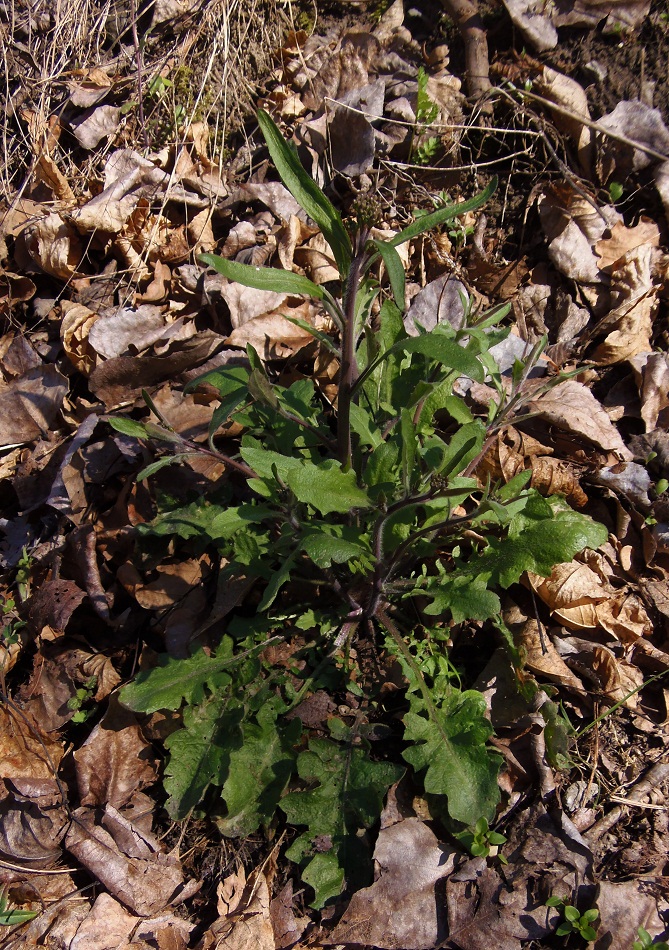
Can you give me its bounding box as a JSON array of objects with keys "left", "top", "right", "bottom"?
[{"left": 337, "top": 250, "right": 365, "bottom": 468}]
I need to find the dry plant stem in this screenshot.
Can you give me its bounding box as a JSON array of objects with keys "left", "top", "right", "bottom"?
[
  {"left": 585, "top": 762, "right": 669, "bottom": 844},
  {"left": 440, "top": 0, "right": 491, "bottom": 99},
  {"left": 511, "top": 87, "right": 669, "bottom": 164},
  {"left": 130, "top": 0, "right": 148, "bottom": 150}
]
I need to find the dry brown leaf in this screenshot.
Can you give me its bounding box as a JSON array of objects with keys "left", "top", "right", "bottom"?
[
  {"left": 70, "top": 104, "right": 122, "bottom": 149},
  {"left": 74, "top": 700, "right": 157, "bottom": 808},
  {"left": 227, "top": 301, "right": 318, "bottom": 358},
  {"left": 0, "top": 777, "right": 68, "bottom": 872},
  {"left": 513, "top": 617, "right": 584, "bottom": 689},
  {"left": 88, "top": 330, "right": 224, "bottom": 408},
  {"left": 592, "top": 245, "right": 656, "bottom": 363},
  {"left": 67, "top": 68, "right": 114, "bottom": 107},
  {"left": 595, "top": 217, "right": 661, "bottom": 272},
  {"left": 71, "top": 150, "right": 169, "bottom": 234},
  {"left": 86, "top": 305, "right": 169, "bottom": 361},
  {"left": 0, "top": 364, "right": 68, "bottom": 448},
  {"left": 294, "top": 231, "right": 341, "bottom": 284},
  {"left": 529, "top": 564, "right": 652, "bottom": 641},
  {"left": 538, "top": 68, "right": 593, "bottom": 173},
  {"left": 530, "top": 379, "right": 631, "bottom": 457},
  {"left": 186, "top": 207, "right": 216, "bottom": 252},
  {"left": 553, "top": 635, "right": 644, "bottom": 706},
  {"left": 215, "top": 872, "right": 275, "bottom": 950},
  {"left": 0, "top": 706, "right": 65, "bottom": 779},
  {"left": 0, "top": 272, "right": 36, "bottom": 319},
  {"left": 24, "top": 213, "right": 85, "bottom": 279},
  {"left": 480, "top": 428, "right": 588, "bottom": 507},
  {"left": 35, "top": 153, "right": 76, "bottom": 203},
  {"left": 594, "top": 880, "right": 665, "bottom": 950},
  {"left": 65, "top": 805, "right": 188, "bottom": 916},
  {"left": 328, "top": 819, "right": 457, "bottom": 948},
  {"left": 630, "top": 351, "right": 669, "bottom": 430},
  {"left": 68, "top": 893, "right": 137, "bottom": 950},
  {"left": 61, "top": 301, "right": 100, "bottom": 375}
]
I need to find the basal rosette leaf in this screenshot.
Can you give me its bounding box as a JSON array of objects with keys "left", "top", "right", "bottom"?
[
  {"left": 402, "top": 689, "right": 501, "bottom": 826},
  {"left": 388, "top": 178, "right": 497, "bottom": 248},
  {"left": 473, "top": 496, "right": 609, "bottom": 589},
  {"left": 281, "top": 737, "right": 403, "bottom": 907},
  {"left": 420, "top": 575, "right": 501, "bottom": 624},
  {"left": 163, "top": 702, "right": 243, "bottom": 819},
  {"left": 217, "top": 705, "right": 301, "bottom": 838},
  {"left": 199, "top": 253, "right": 326, "bottom": 299},
  {"left": 120, "top": 644, "right": 236, "bottom": 713}
]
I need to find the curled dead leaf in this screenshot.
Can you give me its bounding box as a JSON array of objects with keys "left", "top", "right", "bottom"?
[
  {"left": 61, "top": 301, "right": 100, "bottom": 375},
  {"left": 24, "top": 213, "right": 85, "bottom": 279}
]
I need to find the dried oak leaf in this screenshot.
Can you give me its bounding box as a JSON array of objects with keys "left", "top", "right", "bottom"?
[
  {"left": 74, "top": 698, "right": 157, "bottom": 808},
  {"left": 24, "top": 213, "right": 85, "bottom": 279}
]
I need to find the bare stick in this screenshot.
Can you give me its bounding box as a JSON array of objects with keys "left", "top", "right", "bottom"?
[{"left": 440, "top": 0, "right": 491, "bottom": 100}]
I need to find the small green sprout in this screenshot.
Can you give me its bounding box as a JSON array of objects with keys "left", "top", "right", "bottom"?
[
  {"left": 634, "top": 926, "right": 669, "bottom": 950},
  {"left": 608, "top": 181, "right": 624, "bottom": 203},
  {"left": 546, "top": 896, "right": 599, "bottom": 941},
  {"left": 458, "top": 817, "right": 508, "bottom": 863},
  {"left": 67, "top": 676, "right": 98, "bottom": 723}
]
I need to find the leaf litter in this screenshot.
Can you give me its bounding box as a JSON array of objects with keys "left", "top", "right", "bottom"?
[{"left": 2, "top": 0, "right": 669, "bottom": 946}]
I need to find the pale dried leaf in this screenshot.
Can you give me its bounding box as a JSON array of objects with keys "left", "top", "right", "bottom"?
[
  {"left": 240, "top": 182, "right": 303, "bottom": 222},
  {"left": 220, "top": 282, "right": 287, "bottom": 330},
  {"left": 328, "top": 819, "right": 457, "bottom": 948},
  {"left": 227, "top": 303, "right": 318, "bottom": 359},
  {"left": 530, "top": 379, "right": 631, "bottom": 457},
  {"left": 595, "top": 217, "right": 660, "bottom": 272},
  {"left": 35, "top": 153, "right": 76, "bottom": 202},
  {"left": 24, "top": 213, "right": 85, "bottom": 279},
  {"left": 217, "top": 873, "right": 275, "bottom": 950},
  {"left": 294, "top": 232, "right": 340, "bottom": 284},
  {"left": 65, "top": 805, "right": 186, "bottom": 916},
  {"left": 69, "top": 894, "right": 137, "bottom": 950},
  {"left": 538, "top": 68, "right": 593, "bottom": 169},
  {"left": 405, "top": 272, "right": 468, "bottom": 335},
  {"left": 87, "top": 305, "right": 168, "bottom": 360},
  {"left": 630, "top": 351, "right": 669, "bottom": 430},
  {"left": 67, "top": 68, "right": 113, "bottom": 107},
  {"left": 61, "top": 301, "right": 100, "bottom": 375},
  {"left": 71, "top": 105, "right": 122, "bottom": 149},
  {"left": 501, "top": 0, "right": 558, "bottom": 51}
]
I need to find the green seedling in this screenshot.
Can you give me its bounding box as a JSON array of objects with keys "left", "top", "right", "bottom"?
[
  {"left": 634, "top": 926, "right": 669, "bottom": 950},
  {"left": 547, "top": 896, "right": 599, "bottom": 942},
  {"left": 457, "top": 816, "right": 508, "bottom": 863},
  {"left": 112, "top": 108, "right": 607, "bottom": 908},
  {"left": 67, "top": 676, "right": 98, "bottom": 723},
  {"left": 608, "top": 181, "right": 624, "bottom": 203},
  {"left": 1, "top": 597, "right": 25, "bottom": 647}
]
